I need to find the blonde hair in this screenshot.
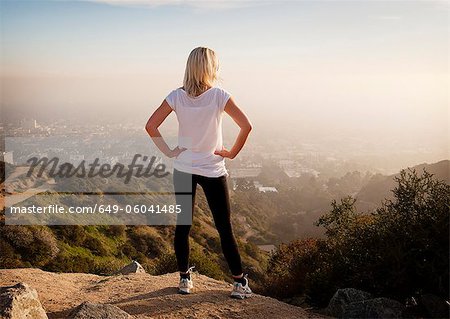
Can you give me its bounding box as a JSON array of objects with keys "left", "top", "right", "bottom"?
[{"left": 183, "top": 47, "right": 219, "bottom": 98}]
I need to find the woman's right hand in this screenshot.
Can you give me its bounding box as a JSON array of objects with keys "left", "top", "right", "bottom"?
[{"left": 169, "top": 146, "right": 187, "bottom": 158}]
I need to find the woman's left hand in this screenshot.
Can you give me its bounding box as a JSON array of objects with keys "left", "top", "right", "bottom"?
[
  {"left": 169, "top": 146, "right": 187, "bottom": 158},
  {"left": 214, "top": 148, "right": 235, "bottom": 159}
]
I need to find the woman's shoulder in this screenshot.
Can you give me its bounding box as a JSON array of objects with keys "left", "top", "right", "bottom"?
[
  {"left": 212, "top": 86, "right": 231, "bottom": 97},
  {"left": 170, "top": 86, "right": 230, "bottom": 99},
  {"left": 166, "top": 87, "right": 185, "bottom": 100},
  {"left": 213, "top": 87, "right": 231, "bottom": 101},
  {"left": 212, "top": 87, "right": 231, "bottom": 111},
  {"left": 172, "top": 86, "right": 184, "bottom": 93}
]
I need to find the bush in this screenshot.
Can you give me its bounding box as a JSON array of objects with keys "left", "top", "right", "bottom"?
[
  {"left": 366, "top": 169, "right": 449, "bottom": 298},
  {"left": 52, "top": 225, "right": 87, "bottom": 246},
  {"left": 120, "top": 242, "right": 138, "bottom": 259},
  {"left": 147, "top": 246, "right": 225, "bottom": 280},
  {"left": 0, "top": 240, "right": 24, "bottom": 268},
  {"left": 149, "top": 253, "right": 178, "bottom": 275},
  {"left": 243, "top": 241, "right": 261, "bottom": 260},
  {"left": 264, "top": 168, "right": 450, "bottom": 306},
  {"left": 264, "top": 238, "right": 326, "bottom": 302},
  {"left": 83, "top": 235, "right": 108, "bottom": 256},
  {"left": 127, "top": 226, "right": 170, "bottom": 259},
  {"left": 104, "top": 225, "right": 127, "bottom": 238},
  {"left": 189, "top": 247, "right": 225, "bottom": 280},
  {"left": 1, "top": 225, "right": 59, "bottom": 267},
  {"left": 45, "top": 253, "right": 92, "bottom": 273}
]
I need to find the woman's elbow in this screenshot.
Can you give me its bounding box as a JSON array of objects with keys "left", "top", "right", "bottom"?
[
  {"left": 145, "top": 121, "right": 157, "bottom": 135},
  {"left": 244, "top": 122, "right": 253, "bottom": 132}
]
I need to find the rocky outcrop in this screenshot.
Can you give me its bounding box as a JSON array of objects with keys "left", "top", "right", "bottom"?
[
  {"left": 0, "top": 282, "right": 48, "bottom": 319},
  {"left": 116, "top": 260, "right": 146, "bottom": 275},
  {"left": 68, "top": 302, "right": 132, "bottom": 319},
  {"left": 419, "top": 294, "right": 450, "bottom": 318},
  {"left": 326, "top": 288, "right": 405, "bottom": 318},
  {"left": 325, "top": 288, "right": 372, "bottom": 317},
  {"left": 342, "top": 297, "right": 403, "bottom": 318}
]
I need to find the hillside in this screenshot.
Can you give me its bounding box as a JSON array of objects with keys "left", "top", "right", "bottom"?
[
  {"left": 1, "top": 160, "right": 448, "bottom": 281},
  {"left": 0, "top": 162, "right": 272, "bottom": 287},
  {"left": 356, "top": 160, "right": 449, "bottom": 211},
  {"left": 0, "top": 268, "right": 329, "bottom": 319}
]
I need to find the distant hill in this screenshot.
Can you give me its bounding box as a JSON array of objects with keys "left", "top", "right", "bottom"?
[{"left": 356, "top": 160, "right": 449, "bottom": 211}]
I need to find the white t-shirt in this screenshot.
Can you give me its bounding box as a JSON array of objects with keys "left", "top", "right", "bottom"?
[{"left": 165, "top": 86, "right": 231, "bottom": 177}]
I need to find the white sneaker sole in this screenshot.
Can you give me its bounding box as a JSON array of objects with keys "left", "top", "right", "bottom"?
[
  {"left": 230, "top": 292, "right": 252, "bottom": 299},
  {"left": 178, "top": 288, "right": 192, "bottom": 294}
]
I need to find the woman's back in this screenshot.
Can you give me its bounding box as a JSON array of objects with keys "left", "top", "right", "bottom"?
[
  {"left": 146, "top": 46, "right": 252, "bottom": 178},
  {"left": 165, "top": 86, "right": 231, "bottom": 177}
]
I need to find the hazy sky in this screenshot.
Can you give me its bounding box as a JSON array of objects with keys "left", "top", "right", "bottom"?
[{"left": 1, "top": 0, "right": 448, "bottom": 161}]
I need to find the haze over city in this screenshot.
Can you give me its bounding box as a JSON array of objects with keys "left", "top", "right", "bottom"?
[{"left": 1, "top": 0, "right": 448, "bottom": 171}]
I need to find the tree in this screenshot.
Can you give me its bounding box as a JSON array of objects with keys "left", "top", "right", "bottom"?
[{"left": 265, "top": 168, "right": 449, "bottom": 306}]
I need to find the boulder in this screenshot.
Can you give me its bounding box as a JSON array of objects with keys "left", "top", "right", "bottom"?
[
  {"left": 117, "top": 260, "right": 145, "bottom": 275},
  {"left": 326, "top": 288, "right": 372, "bottom": 317},
  {"left": 419, "top": 293, "right": 450, "bottom": 318},
  {"left": 68, "top": 301, "right": 132, "bottom": 319},
  {"left": 0, "top": 282, "right": 48, "bottom": 319},
  {"left": 342, "top": 297, "right": 404, "bottom": 318}
]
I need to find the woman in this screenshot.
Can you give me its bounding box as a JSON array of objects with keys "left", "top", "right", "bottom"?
[{"left": 145, "top": 47, "right": 253, "bottom": 299}]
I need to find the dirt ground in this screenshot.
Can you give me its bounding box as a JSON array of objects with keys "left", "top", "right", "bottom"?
[{"left": 0, "top": 268, "right": 330, "bottom": 319}]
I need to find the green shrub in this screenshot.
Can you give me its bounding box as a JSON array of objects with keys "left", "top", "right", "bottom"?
[
  {"left": 52, "top": 225, "right": 87, "bottom": 245},
  {"left": 45, "top": 253, "right": 92, "bottom": 273},
  {"left": 83, "top": 235, "right": 108, "bottom": 256},
  {"left": 127, "top": 226, "right": 169, "bottom": 259},
  {"left": 189, "top": 247, "right": 225, "bottom": 280},
  {"left": 120, "top": 242, "right": 138, "bottom": 259},
  {"left": 265, "top": 168, "right": 450, "bottom": 306},
  {"left": 0, "top": 240, "right": 24, "bottom": 268},
  {"left": 1, "top": 225, "right": 59, "bottom": 267},
  {"left": 149, "top": 253, "right": 178, "bottom": 275},
  {"left": 104, "top": 225, "right": 127, "bottom": 238},
  {"left": 243, "top": 241, "right": 261, "bottom": 260},
  {"left": 264, "top": 238, "right": 324, "bottom": 300}
]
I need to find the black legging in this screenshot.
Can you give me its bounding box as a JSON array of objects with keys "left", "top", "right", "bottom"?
[{"left": 173, "top": 168, "right": 243, "bottom": 276}]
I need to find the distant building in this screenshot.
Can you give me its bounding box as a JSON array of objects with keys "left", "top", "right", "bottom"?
[
  {"left": 21, "top": 119, "right": 37, "bottom": 131},
  {"left": 232, "top": 179, "right": 278, "bottom": 193},
  {"left": 2, "top": 151, "right": 14, "bottom": 164},
  {"left": 253, "top": 180, "right": 262, "bottom": 188},
  {"left": 258, "top": 186, "right": 278, "bottom": 193}
]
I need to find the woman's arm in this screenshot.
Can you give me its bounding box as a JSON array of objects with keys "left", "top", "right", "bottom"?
[
  {"left": 145, "top": 100, "right": 186, "bottom": 158},
  {"left": 214, "top": 97, "right": 252, "bottom": 159}
]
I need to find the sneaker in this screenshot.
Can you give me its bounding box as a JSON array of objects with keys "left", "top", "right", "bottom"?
[
  {"left": 230, "top": 274, "right": 252, "bottom": 299},
  {"left": 178, "top": 266, "right": 195, "bottom": 294}
]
